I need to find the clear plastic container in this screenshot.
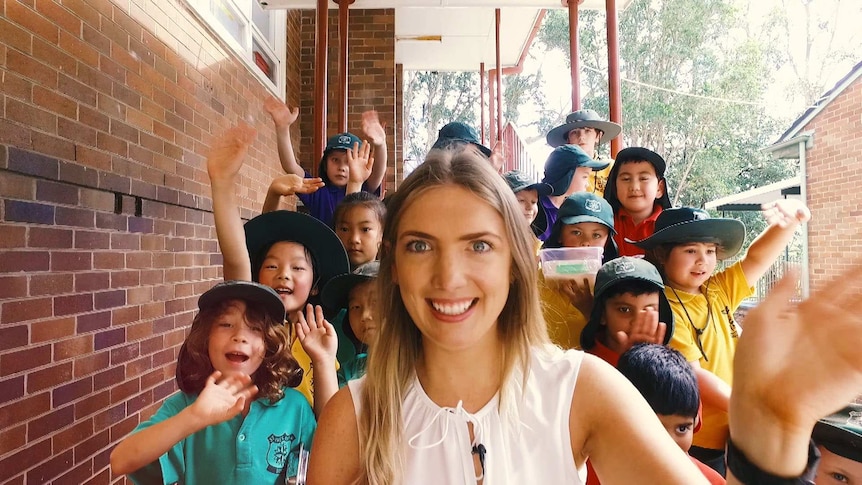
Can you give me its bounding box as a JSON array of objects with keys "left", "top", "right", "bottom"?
[{"left": 539, "top": 247, "right": 604, "bottom": 282}]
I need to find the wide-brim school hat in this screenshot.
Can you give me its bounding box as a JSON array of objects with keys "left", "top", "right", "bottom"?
[
  {"left": 546, "top": 109, "right": 622, "bottom": 147},
  {"left": 813, "top": 404, "right": 862, "bottom": 461},
  {"left": 542, "top": 192, "right": 616, "bottom": 249},
  {"left": 542, "top": 145, "right": 611, "bottom": 196},
  {"left": 431, "top": 121, "right": 492, "bottom": 157},
  {"left": 244, "top": 210, "right": 350, "bottom": 289},
  {"left": 503, "top": 170, "right": 553, "bottom": 197},
  {"left": 198, "top": 280, "right": 286, "bottom": 325},
  {"left": 627, "top": 207, "right": 745, "bottom": 260},
  {"left": 582, "top": 257, "right": 674, "bottom": 350}
]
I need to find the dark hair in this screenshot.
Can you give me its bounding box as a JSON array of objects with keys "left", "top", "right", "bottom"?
[
  {"left": 333, "top": 191, "right": 386, "bottom": 230},
  {"left": 603, "top": 159, "right": 672, "bottom": 214},
  {"left": 617, "top": 344, "right": 699, "bottom": 418},
  {"left": 251, "top": 241, "right": 321, "bottom": 304},
  {"left": 644, "top": 243, "right": 722, "bottom": 279},
  {"left": 176, "top": 299, "right": 303, "bottom": 401},
  {"left": 602, "top": 279, "right": 662, "bottom": 301},
  {"left": 317, "top": 149, "right": 344, "bottom": 186}
]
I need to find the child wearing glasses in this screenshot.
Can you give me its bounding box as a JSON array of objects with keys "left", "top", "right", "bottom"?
[{"left": 632, "top": 201, "right": 810, "bottom": 475}]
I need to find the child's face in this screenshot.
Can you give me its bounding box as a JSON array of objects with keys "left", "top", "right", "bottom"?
[
  {"left": 566, "top": 166, "right": 593, "bottom": 195},
  {"left": 336, "top": 206, "right": 383, "bottom": 267},
  {"left": 348, "top": 280, "right": 378, "bottom": 345},
  {"left": 656, "top": 414, "right": 695, "bottom": 453},
  {"left": 601, "top": 291, "right": 660, "bottom": 353},
  {"left": 326, "top": 150, "right": 350, "bottom": 187},
  {"left": 514, "top": 188, "right": 540, "bottom": 225},
  {"left": 257, "top": 241, "right": 315, "bottom": 316},
  {"left": 664, "top": 243, "right": 717, "bottom": 293},
  {"left": 816, "top": 445, "right": 862, "bottom": 485},
  {"left": 207, "top": 300, "right": 266, "bottom": 378},
  {"left": 615, "top": 161, "right": 664, "bottom": 217},
  {"left": 566, "top": 127, "right": 601, "bottom": 155},
  {"left": 559, "top": 221, "right": 609, "bottom": 248}
]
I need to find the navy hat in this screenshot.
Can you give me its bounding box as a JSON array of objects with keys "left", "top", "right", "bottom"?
[
  {"left": 325, "top": 132, "right": 361, "bottom": 152},
  {"left": 627, "top": 207, "right": 745, "bottom": 260},
  {"left": 582, "top": 257, "right": 674, "bottom": 350},
  {"left": 546, "top": 109, "right": 622, "bottom": 148},
  {"left": 321, "top": 261, "right": 379, "bottom": 363},
  {"left": 542, "top": 145, "right": 610, "bottom": 196},
  {"left": 503, "top": 170, "right": 553, "bottom": 197},
  {"left": 431, "top": 122, "right": 492, "bottom": 157},
  {"left": 198, "top": 280, "right": 286, "bottom": 326},
  {"left": 244, "top": 210, "right": 350, "bottom": 290},
  {"left": 615, "top": 147, "right": 666, "bottom": 177},
  {"left": 603, "top": 146, "right": 673, "bottom": 213},
  {"left": 543, "top": 192, "right": 615, "bottom": 249},
  {"left": 814, "top": 404, "right": 862, "bottom": 461}
]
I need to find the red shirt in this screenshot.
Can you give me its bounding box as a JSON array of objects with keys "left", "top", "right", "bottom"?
[
  {"left": 585, "top": 456, "right": 725, "bottom": 484},
  {"left": 586, "top": 339, "right": 620, "bottom": 367},
  {"left": 613, "top": 205, "right": 663, "bottom": 257}
]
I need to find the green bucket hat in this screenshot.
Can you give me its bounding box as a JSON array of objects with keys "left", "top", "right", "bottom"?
[
  {"left": 503, "top": 170, "right": 553, "bottom": 197},
  {"left": 627, "top": 207, "right": 746, "bottom": 260},
  {"left": 542, "top": 145, "right": 610, "bottom": 196},
  {"left": 581, "top": 257, "right": 675, "bottom": 350},
  {"left": 813, "top": 404, "right": 862, "bottom": 461},
  {"left": 321, "top": 261, "right": 379, "bottom": 363}
]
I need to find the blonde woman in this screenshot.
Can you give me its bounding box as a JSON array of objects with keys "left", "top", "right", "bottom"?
[{"left": 308, "top": 145, "right": 862, "bottom": 484}]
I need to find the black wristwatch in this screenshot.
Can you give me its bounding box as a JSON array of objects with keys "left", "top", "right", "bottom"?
[{"left": 725, "top": 436, "right": 820, "bottom": 485}]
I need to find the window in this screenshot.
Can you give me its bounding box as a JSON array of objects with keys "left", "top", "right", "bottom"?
[{"left": 187, "top": 0, "right": 286, "bottom": 95}]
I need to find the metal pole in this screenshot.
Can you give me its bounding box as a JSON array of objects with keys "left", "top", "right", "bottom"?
[
  {"left": 337, "top": 0, "right": 350, "bottom": 133},
  {"left": 480, "top": 62, "right": 486, "bottom": 145},
  {"left": 495, "top": 8, "right": 503, "bottom": 143},
  {"left": 567, "top": 0, "right": 581, "bottom": 111},
  {"left": 489, "top": 71, "right": 496, "bottom": 147},
  {"left": 313, "top": 0, "right": 330, "bottom": 167},
  {"left": 606, "top": 0, "right": 622, "bottom": 157}
]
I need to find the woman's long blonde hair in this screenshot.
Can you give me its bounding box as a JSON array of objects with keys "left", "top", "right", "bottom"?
[{"left": 358, "top": 146, "right": 551, "bottom": 484}]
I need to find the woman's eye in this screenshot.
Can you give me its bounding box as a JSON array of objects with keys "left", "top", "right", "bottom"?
[
  {"left": 406, "top": 240, "right": 430, "bottom": 252},
  {"left": 472, "top": 241, "right": 491, "bottom": 252}
]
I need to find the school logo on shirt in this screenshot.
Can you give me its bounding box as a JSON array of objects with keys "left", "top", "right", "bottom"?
[
  {"left": 584, "top": 199, "right": 602, "bottom": 213},
  {"left": 266, "top": 433, "right": 296, "bottom": 474}
]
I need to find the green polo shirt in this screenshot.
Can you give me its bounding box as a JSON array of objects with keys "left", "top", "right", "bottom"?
[{"left": 129, "top": 387, "right": 315, "bottom": 485}]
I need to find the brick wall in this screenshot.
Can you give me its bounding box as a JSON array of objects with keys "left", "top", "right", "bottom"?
[
  {"left": 0, "top": 1, "right": 295, "bottom": 483},
  {"left": 802, "top": 77, "right": 862, "bottom": 291},
  {"left": 290, "top": 8, "right": 401, "bottom": 191}
]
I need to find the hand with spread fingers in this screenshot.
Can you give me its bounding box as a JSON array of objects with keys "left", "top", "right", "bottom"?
[
  {"left": 264, "top": 95, "right": 299, "bottom": 129},
  {"left": 557, "top": 277, "right": 595, "bottom": 318},
  {"left": 189, "top": 371, "right": 258, "bottom": 425},
  {"left": 761, "top": 199, "right": 811, "bottom": 228},
  {"left": 295, "top": 303, "right": 338, "bottom": 364},
  {"left": 206, "top": 123, "right": 258, "bottom": 185},
  {"left": 346, "top": 140, "right": 374, "bottom": 188},
  {"left": 268, "top": 174, "right": 325, "bottom": 197},
  {"left": 361, "top": 111, "right": 386, "bottom": 146},
  {"left": 614, "top": 307, "right": 667, "bottom": 352}
]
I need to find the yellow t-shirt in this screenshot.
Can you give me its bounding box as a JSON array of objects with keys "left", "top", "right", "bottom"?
[
  {"left": 666, "top": 261, "right": 753, "bottom": 450},
  {"left": 290, "top": 337, "right": 339, "bottom": 407},
  {"left": 539, "top": 270, "right": 588, "bottom": 350},
  {"left": 587, "top": 159, "right": 614, "bottom": 197}
]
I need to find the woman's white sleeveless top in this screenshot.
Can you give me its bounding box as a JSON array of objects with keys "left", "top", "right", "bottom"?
[{"left": 347, "top": 347, "right": 585, "bottom": 484}]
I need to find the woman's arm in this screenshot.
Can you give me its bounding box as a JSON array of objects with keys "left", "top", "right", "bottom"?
[{"left": 306, "top": 387, "right": 362, "bottom": 484}]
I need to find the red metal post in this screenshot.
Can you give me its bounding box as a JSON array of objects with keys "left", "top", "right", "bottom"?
[
  {"left": 495, "top": 8, "right": 503, "bottom": 144},
  {"left": 313, "top": 0, "right": 330, "bottom": 169},
  {"left": 606, "top": 0, "right": 622, "bottom": 157},
  {"left": 480, "top": 62, "right": 486, "bottom": 145},
  {"left": 337, "top": 0, "right": 350, "bottom": 133},
  {"left": 488, "top": 72, "right": 496, "bottom": 146},
  {"left": 567, "top": 0, "right": 581, "bottom": 111}
]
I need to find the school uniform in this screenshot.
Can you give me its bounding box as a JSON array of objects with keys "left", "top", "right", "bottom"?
[
  {"left": 539, "top": 270, "right": 588, "bottom": 350},
  {"left": 537, "top": 196, "right": 559, "bottom": 242},
  {"left": 129, "top": 388, "right": 316, "bottom": 485},
  {"left": 613, "top": 205, "right": 663, "bottom": 257},
  {"left": 296, "top": 172, "right": 380, "bottom": 229}
]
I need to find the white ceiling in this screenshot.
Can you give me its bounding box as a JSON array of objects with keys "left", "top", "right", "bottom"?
[{"left": 265, "top": 0, "right": 633, "bottom": 71}]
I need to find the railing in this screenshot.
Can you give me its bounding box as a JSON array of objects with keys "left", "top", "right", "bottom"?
[
  {"left": 500, "top": 122, "right": 539, "bottom": 181},
  {"left": 720, "top": 255, "right": 802, "bottom": 303}
]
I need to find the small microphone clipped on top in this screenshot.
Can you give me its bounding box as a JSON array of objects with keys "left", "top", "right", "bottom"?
[{"left": 472, "top": 443, "right": 487, "bottom": 478}]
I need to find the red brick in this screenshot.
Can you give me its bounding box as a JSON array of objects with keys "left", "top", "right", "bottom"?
[
  {"left": 28, "top": 404, "right": 75, "bottom": 440},
  {"left": 54, "top": 293, "right": 94, "bottom": 316},
  {"left": 93, "top": 366, "right": 124, "bottom": 392},
  {"left": 33, "top": 80, "right": 76, "bottom": 119},
  {"left": 5, "top": 200, "right": 55, "bottom": 225},
  {"left": 29, "top": 130, "right": 76, "bottom": 160},
  {"left": 111, "top": 305, "right": 140, "bottom": 326},
  {"left": 110, "top": 343, "right": 139, "bottom": 366},
  {"left": 28, "top": 226, "right": 73, "bottom": 248},
  {"left": 0, "top": 376, "right": 25, "bottom": 405},
  {"left": 72, "top": 350, "right": 108, "bottom": 378},
  {"left": 53, "top": 375, "right": 93, "bottom": 408},
  {"left": 109, "top": 378, "right": 139, "bottom": 404},
  {"left": 52, "top": 416, "right": 93, "bottom": 453},
  {"left": 55, "top": 461, "right": 94, "bottom": 485},
  {"left": 74, "top": 272, "right": 109, "bottom": 292},
  {"left": 0, "top": 324, "right": 28, "bottom": 352},
  {"left": 5, "top": 49, "right": 58, "bottom": 88},
  {"left": 92, "top": 402, "right": 125, "bottom": 433},
  {"left": 0, "top": 392, "right": 50, "bottom": 429},
  {"left": 0, "top": 275, "right": 28, "bottom": 299},
  {"left": 54, "top": 334, "right": 93, "bottom": 361},
  {"left": 109, "top": 414, "right": 139, "bottom": 444},
  {"left": 25, "top": 449, "right": 73, "bottom": 483},
  {"left": 74, "top": 428, "right": 109, "bottom": 464},
  {"left": 30, "top": 272, "right": 74, "bottom": 295},
  {"left": 5, "top": 97, "right": 56, "bottom": 133},
  {"left": 73, "top": 231, "right": 110, "bottom": 250},
  {"left": 2, "top": 297, "right": 52, "bottom": 323},
  {"left": 0, "top": 17, "right": 33, "bottom": 54},
  {"left": 1, "top": 343, "right": 51, "bottom": 376},
  {"left": 52, "top": 251, "right": 93, "bottom": 271},
  {"left": 31, "top": 316, "right": 76, "bottom": 342},
  {"left": 27, "top": 362, "right": 73, "bottom": 393},
  {"left": 0, "top": 438, "right": 51, "bottom": 483},
  {"left": 0, "top": 424, "right": 26, "bottom": 455},
  {"left": 0, "top": 172, "right": 35, "bottom": 203}
]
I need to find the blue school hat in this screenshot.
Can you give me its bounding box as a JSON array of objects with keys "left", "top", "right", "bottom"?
[
  {"left": 582, "top": 257, "right": 674, "bottom": 350},
  {"left": 627, "top": 207, "right": 745, "bottom": 260},
  {"left": 542, "top": 192, "right": 615, "bottom": 250},
  {"left": 244, "top": 210, "right": 350, "bottom": 290},
  {"left": 542, "top": 145, "right": 610, "bottom": 196},
  {"left": 813, "top": 404, "right": 862, "bottom": 461},
  {"left": 198, "top": 280, "right": 286, "bottom": 325},
  {"left": 431, "top": 121, "right": 492, "bottom": 157},
  {"left": 325, "top": 132, "right": 362, "bottom": 152}
]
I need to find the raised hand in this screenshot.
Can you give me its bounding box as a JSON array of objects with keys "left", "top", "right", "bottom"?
[
  {"left": 360, "top": 111, "right": 386, "bottom": 146},
  {"left": 189, "top": 371, "right": 258, "bottom": 426},
  {"left": 264, "top": 96, "right": 299, "bottom": 129},
  {"left": 295, "top": 304, "right": 338, "bottom": 365},
  {"left": 268, "top": 174, "right": 325, "bottom": 197},
  {"left": 761, "top": 198, "right": 810, "bottom": 228},
  {"left": 206, "top": 123, "right": 257, "bottom": 185},
  {"left": 557, "top": 276, "right": 595, "bottom": 317},
  {"left": 613, "top": 308, "right": 667, "bottom": 353},
  {"left": 346, "top": 140, "right": 374, "bottom": 186}
]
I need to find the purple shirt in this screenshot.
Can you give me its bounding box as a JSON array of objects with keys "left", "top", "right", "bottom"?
[
  {"left": 297, "top": 171, "right": 380, "bottom": 228},
  {"left": 538, "top": 195, "right": 558, "bottom": 242}
]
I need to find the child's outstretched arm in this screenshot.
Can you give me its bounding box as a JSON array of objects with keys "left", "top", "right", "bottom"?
[
  {"left": 110, "top": 372, "right": 258, "bottom": 476},
  {"left": 361, "top": 110, "right": 388, "bottom": 193},
  {"left": 691, "top": 363, "right": 730, "bottom": 413},
  {"left": 345, "top": 140, "right": 373, "bottom": 195},
  {"left": 207, "top": 124, "right": 257, "bottom": 281},
  {"left": 261, "top": 174, "right": 325, "bottom": 213},
  {"left": 295, "top": 304, "right": 339, "bottom": 418},
  {"left": 264, "top": 95, "right": 304, "bottom": 177},
  {"left": 740, "top": 199, "right": 810, "bottom": 284}
]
